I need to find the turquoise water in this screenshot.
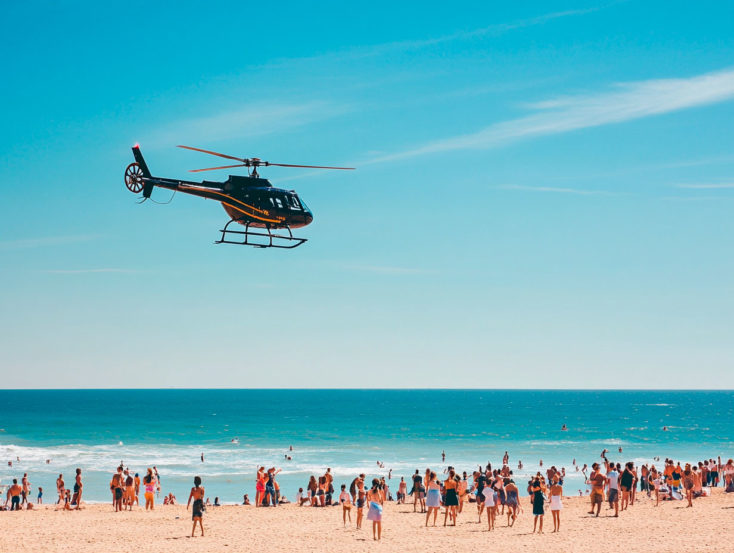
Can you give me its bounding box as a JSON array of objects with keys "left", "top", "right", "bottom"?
[{"left": 1, "top": 390, "right": 732, "bottom": 503}]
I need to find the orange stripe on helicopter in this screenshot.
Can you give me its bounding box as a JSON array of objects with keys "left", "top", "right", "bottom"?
[{"left": 179, "top": 185, "right": 283, "bottom": 223}]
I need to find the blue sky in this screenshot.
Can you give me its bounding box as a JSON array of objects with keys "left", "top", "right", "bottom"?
[{"left": 1, "top": 0, "right": 733, "bottom": 388}]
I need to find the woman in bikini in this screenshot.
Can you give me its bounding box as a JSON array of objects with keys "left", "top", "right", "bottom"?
[
  {"left": 504, "top": 478, "right": 519, "bottom": 527},
  {"left": 366, "top": 478, "right": 384, "bottom": 541},
  {"left": 187, "top": 476, "right": 205, "bottom": 537},
  {"left": 255, "top": 467, "right": 266, "bottom": 507},
  {"left": 144, "top": 468, "right": 156, "bottom": 510},
  {"left": 56, "top": 474, "right": 65, "bottom": 508}
]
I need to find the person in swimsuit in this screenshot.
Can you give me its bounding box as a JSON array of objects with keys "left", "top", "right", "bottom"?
[
  {"left": 37, "top": 487, "right": 43, "bottom": 504},
  {"left": 6, "top": 479, "right": 22, "bottom": 511},
  {"left": 144, "top": 468, "right": 156, "bottom": 510},
  {"left": 255, "top": 467, "right": 266, "bottom": 507},
  {"left": 187, "top": 476, "right": 205, "bottom": 537},
  {"left": 112, "top": 466, "right": 124, "bottom": 512},
  {"left": 503, "top": 478, "right": 519, "bottom": 527},
  {"left": 56, "top": 474, "right": 65, "bottom": 507},
  {"left": 588, "top": 463, "right": 605, "bottom": 517},
  {"left": 425, "top": 471, "right": 442, "bottom": 526},
  {"left": 683, "top": 464, "right": 695, "bottom": 507},
  {"left": 549, "top": 476, "right": 563, "bottom": 532},
  {"left": 73, "top": 468, "right": 83, "bottom": 509},
  {"left": 620, "top": 462, "right": 635, "bottom": 511},
  {"left": 443, "top": 470, "right": 459, "bottom": 526},
  {"left": 411, "top": 470, "right": 425, "bottom": 513},
  {"left": 356, "top": 485, "right": 365, "bottom": 529},
  {"left": 339, "top": 484, "right": 352, "bottom": 526},
  {"left": 365, "top": 478, "right": 384, "bottom": 541}
]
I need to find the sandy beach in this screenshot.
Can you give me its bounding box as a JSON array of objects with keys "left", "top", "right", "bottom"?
[{"left": 3, "top": 489, "right": 732, "bottom": 553}]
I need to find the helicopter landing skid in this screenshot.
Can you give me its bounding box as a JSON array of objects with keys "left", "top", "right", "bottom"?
[{"left": 216, "top": 219, "right": 307, "bottom": 249}]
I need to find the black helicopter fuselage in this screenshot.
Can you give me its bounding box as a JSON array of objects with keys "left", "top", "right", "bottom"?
[{"left": 132, "top": 146, "right": 313, "bottom": 229}]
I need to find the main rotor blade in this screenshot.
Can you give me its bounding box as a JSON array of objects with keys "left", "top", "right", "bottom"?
[
  {"left": 189, "top": 163, "right": 249, "bottom": 173},
  {"left": 267, "top": 163, "right": 355, "bottom": 170},
  {"left": 177, "top": 145, "right": 244, "bottom": 162}
]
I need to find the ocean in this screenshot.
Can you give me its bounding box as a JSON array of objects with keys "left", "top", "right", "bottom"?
[{"left": 1, "top": 390, "right": 732, "bottom": 504}]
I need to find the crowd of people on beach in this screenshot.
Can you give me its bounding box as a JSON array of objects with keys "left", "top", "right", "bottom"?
[{"left": 3, "top": 450, "right": 734, "bottom": 541}]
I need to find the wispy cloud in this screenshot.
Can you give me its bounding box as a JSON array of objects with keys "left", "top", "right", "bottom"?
[
  {"left": 0, "top": 235, "right": 99, "bottom": 250},
  {"left": 674, "top": 183, "right": 734, "bottom": 189},
  {"left": 497, "top": 184, "right": 611, "bottom": 196},
  {"left": 369, "top": 67, "right": 734, "bottom": 163},
  {"left": 271, "top": 5, "right": 609, "bottom": 67},
  {"left": 344, "top": 264, "right": 432, "bottom": 275},
  {"left": 144, "top": 101, "right": 350, "bottom": 148},
  {"left": 42, "top": 268, "right": 138, "bottom": 275}
]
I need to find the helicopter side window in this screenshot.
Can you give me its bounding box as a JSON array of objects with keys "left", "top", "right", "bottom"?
[
  {"left": 274, "top": 197, "right": 284, "bottom": 209},
  {"left": 289, "top": 195, "right": 302, "bottom": 210}
]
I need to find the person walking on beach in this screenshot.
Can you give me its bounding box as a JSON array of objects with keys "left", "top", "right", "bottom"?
[
  {"left": 549, "top": 476, "right": 563, "bottom": 532},
  {"left": 73, "top": 468, "right": 83, "bottom": 509},
  {"left": 366, "top": 478, "right": 384, "bottom": 541},
  {"left": 187, "top": 476, "right": 205, "bottom": 537},
  {"left": 588, "top": 463, "right": 605, "bottom": 517},
  {"left": 504, "top": 478, "right": 519, "bottom": 526},
  {"left": 56, "top": 474, "right": 65, "bottom": 506}
]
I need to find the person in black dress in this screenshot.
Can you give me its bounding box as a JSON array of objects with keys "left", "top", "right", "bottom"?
[{"left": 531, "top": 476, "right": 545, "bottom": 534}]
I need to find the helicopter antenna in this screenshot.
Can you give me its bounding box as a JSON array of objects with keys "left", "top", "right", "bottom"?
[{"left": 177, "top": 145, "right": 355, "bottom": 175}]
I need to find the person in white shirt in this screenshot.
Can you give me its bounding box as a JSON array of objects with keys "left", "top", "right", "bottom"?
[
  {"left": 339, "top": 484, "right": 352, "bottom": 526},
  {"left": 606, "top": 462, "right": 619, "bottom": 517}
]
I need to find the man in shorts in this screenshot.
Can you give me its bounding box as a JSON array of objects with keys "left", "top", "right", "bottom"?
[
  {"left": 588, "top": 463, "right": 606, "bottom": 517},
  {"left": 6, "top": 479, "right": 22, "bottom": 510},
  {"left": 605, "top": 461, "right": 619, "bottom": 517}
]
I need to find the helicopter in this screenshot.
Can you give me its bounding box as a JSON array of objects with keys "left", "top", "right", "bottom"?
[{"left": 124, "top": 145, "right": 354, "bottom": 249}]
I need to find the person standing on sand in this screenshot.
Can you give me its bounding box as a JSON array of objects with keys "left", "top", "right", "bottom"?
[
  {"left": 411, "top": 470, "right": 425, "bottom": 513},
  {"left": 425, "top": 471, "right": 441, "bottom": 526},
  {"left": 6, "top": 479, "right": 22, "bottom": 510},
  {"left": 549, "top": 476, "right": 563, "bottom": 532},
  {"left": 73, "top": 468, "right": 83, "bottom": 509},
  {"left": 397, "top": 477, "right": 407, "bottom": 504},
  {"left": 112, "top": 466, "right": 125, "bottom": 512},
  {"left": 56, "top": 474, "right": 65, "bottom": 506},
  {"left": 605, "top": 461, "right": 619, "bottom": 517},
  {"left": 366, "top": 478, "right": 384, "bottom": 541},
  {"left": 187, "top": 476, "right": 205, "bottom": 537},
  {"left": 620, "top": 462, "right": 635, "bottom": 511},
  {"left": 339, "top": 484, "right": 352, "bottom": 526},
  {"left": 588, "top": 463, "right": 605, "bottom": 517},
  {"left": 21, "top": 473, "right": 29, "bottom": 506},
  {"left": 443, "top": 469, "right": 459, "bottom": 526},
  {"left": 531, "top": 476, "right": 544, "bottom": 534},
  {"left": 144, "top": 468, "right": 155, "bottom": 510}
]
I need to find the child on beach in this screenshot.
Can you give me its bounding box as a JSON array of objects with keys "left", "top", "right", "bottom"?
[
  {"left": 339, "top": 484, "right": 352, "bottom": 526},
  {"left": 37, "top": 487, "right": 42, "bottom": 504}
]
